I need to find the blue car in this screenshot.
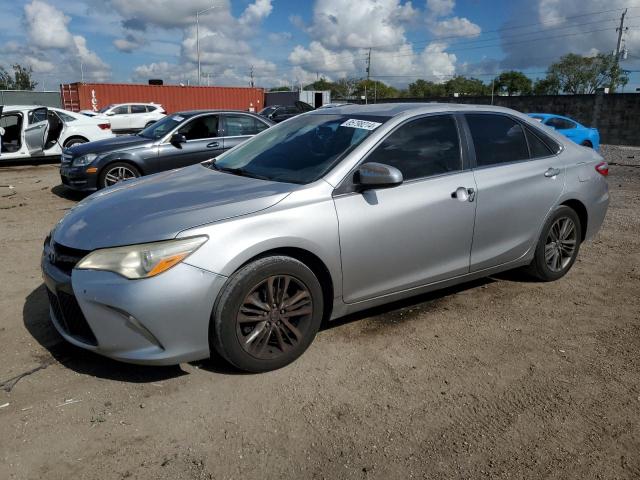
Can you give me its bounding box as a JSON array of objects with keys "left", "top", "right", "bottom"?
[{"left": 528, "top": 113, "right": 600, "bottom": 151}]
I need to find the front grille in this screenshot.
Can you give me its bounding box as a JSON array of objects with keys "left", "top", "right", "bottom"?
[
  {"left": 51, "top": 242, "right": 90, "bottom": 275},
  {"left": 47, "top": 288, "right": 97, "bottom": 345}
]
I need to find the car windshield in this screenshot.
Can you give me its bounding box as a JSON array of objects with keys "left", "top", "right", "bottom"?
[
  {"left": 211, "top": 114, "right": 389, "bottom": 184},
  {"left": 138, "top": 114, "right": 186, "bottom": 139},
  {"left": 98, "top": 105, "right": 114, "bottom": 113}
]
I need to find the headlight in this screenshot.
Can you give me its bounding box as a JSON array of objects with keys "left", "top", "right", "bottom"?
[
  {"left": 72, "top": 153, "right": 98, "bottom": 167},
  {"left": 76, "top": 236, "right": 208, "bottom": 279}
]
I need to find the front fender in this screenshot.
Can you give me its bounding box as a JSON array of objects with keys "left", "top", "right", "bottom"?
[{"left": 179, "top": 194, "right": 343, "bottom": 299}]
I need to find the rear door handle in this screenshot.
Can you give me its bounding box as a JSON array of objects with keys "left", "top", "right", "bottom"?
[
  {"left": 544, "top": 167, "right": 561, "bottom": 177},
  {"left": 451, "top": 187, "right": 476, "bottom": 202},
  {"left": 207, "top": 142, "right": 220, "bottom": 148}
]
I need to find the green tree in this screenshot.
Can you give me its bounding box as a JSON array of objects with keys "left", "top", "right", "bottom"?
[
  {"left": 354, "top": 79, "right": 398, "bottom": 99},
  {"left": 406, "top": 79, "right": 446, "bottom": 97},
  {"left": 444, "top": 76, "right": 488, "bottom": 96},
  {"left": 269, "top": 86, "right": 292, "bottom": 92},
  {"left": 533, "top": 76, "right": 561, "bottom": 95},
  {"left": 303, "top": 77, "right": 334, "bottom": 91},
  {"left": 332, "top": 77, "right": 358, "bottom": 99},
  {"left": 0, "top": 64, "right": 38, "bottom": 90},
  {"left": 546, "top": 53, "right": 629, "bottom": 94},
  {"left": 493, "top": 71, "right": 532, "bottom": 96}
]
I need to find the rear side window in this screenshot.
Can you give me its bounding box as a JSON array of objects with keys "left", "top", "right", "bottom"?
[
  {"left": 131, "top": 105, "right": 146, "bottom": 114},
  {"left": 364, "top": 115, "right": 462, "bottom": 180},
  {"left": 466, "top": 114, "right": 529, "bottom": 167},
  {"left": 224, "top": 115, "right": 265, "bottom": 136},
  {"left": 525, "top": 128, "right": 553, "bottom": 158}
]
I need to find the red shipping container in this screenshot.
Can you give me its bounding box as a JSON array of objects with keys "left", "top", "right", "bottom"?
[{"left": 60, "top": 82, "right": 265, "bottom": 114}]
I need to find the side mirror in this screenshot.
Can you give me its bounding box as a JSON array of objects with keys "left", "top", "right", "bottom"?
[
  {"left": 105, "top": 111, "right": 115, "bottom": 116},
  {"left": 355, "top": 162, "right": 403, "bottom": 191},
  {"left": 170, "top": 133, "right": 187, "bottom": 145}
]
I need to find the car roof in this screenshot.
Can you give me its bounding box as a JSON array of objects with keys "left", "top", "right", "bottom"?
[
  {"left": 169, "top": 109, "right": 265, "bottom": 117},
  {"left": 307, "top": 102, "right": 535, "bottom": 118}
]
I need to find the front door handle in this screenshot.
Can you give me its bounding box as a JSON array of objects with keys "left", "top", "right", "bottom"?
[
  {"left": 451, "top": 187, "right": 476, "bottom": 202},
  {"left": 207, "top": 142, "right": 220, "bottom": 148},
  {"left": 544, "top": 167, "right": 561, "bottom": 177}
]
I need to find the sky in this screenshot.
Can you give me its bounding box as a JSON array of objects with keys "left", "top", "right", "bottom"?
[{"left": 1, "top": 0, "right": 640, "bottom": 91}]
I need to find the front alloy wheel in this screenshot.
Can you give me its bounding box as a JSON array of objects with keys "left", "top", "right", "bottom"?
[
  {"left": 212, "top": 256, "right": 324, "bottom": 372},
  {"left": 237, "top": 275, "right": 313, "bottom": 360},
  {"left": 99, "top": 162, "right": 140, "bottom": 189}
]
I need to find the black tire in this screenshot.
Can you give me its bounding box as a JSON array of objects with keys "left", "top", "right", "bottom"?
[
  {"left": 144, "top": 121, "right": 156, "bottom": 128},
  {"left": 527, "top": 206, "right": 582, "bottom": 281},
  {"left": 64, "top": 137, "right": 88, "bottom": 148},
  {"left": 581, "top": 140, "right": 593, "bottom": 148},
  {"left": 98, "top": 162, "right": 141, "bottom": 189},
  {"left": 211, "top": 256, "right": 324, "bottom": 372}
]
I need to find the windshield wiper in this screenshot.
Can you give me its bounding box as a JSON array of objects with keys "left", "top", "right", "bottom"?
[{"left": 211, "top": 163, "right": 270, "bottom": 181}]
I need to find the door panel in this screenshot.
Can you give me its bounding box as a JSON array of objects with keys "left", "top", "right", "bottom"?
[
  {"left": 470, "top": 159, "right": 565, "bottom": 271},
  {"left": 108, "top": 105, "right": 129, "bottom": 130},
  {"left": 24, "top": 108, "right": 49, "bottom": 155},
  {"left": 155, "top": 114, "right": 223, "bottom": 172},
  {"left": 335, "top": 171, "right": 477, "bottom": 303}
]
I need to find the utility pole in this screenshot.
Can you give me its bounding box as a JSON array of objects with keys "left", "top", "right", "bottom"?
[
  {"left": 365, "top": 48, "right": 372, "bottom": 104},
  {"left": 611, "top": 8, "right": 628, "bottom": 91},
  {"left": 196, "top": 5, "right": 217, "bottom": 86},
  {"left": 250, "top": 65, "right": 254, "bottom": 87}
]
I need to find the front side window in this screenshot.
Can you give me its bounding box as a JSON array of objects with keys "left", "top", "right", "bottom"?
[
  {"left": 28, "top": 108, "right": 48, "bottom": 124},
  {"left": 212, "top": 114, "right": 388, "bottom": 184},
  {"left": 224, "top": 115, "right": 264, "bottom": 136},
  {"left": 466, "top": 114, "right": 529, "bottom": 167},
  {"left": 138, "top": 114, "right": 185, "bottom": 139},
  {"left": 178, "top": 114, "right": 219, "bottom": 140},
  {"left": 112, "top": 105, "right": 129, "bottom": 115},
  {"left": 363, "top": 115, "right": 462, "bottom": 181}
]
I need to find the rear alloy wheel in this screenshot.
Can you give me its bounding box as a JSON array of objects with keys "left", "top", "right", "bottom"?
[
  {"left": 528, "top": 206, "right": 581, "bottom": 281},
  {"left": 64, "top": 137, "right": 88, "bottom": 148},
  {"left": 212, "top": 256, "right": 323, "bottom": 372},
  {"left": 99, "top": 162, "right": 140, "bottom": 189}
]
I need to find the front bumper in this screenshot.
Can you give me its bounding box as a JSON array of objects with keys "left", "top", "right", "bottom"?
[
  {"left": 41, "top": 252, "right": 227, "bottom": 365},
  {"left": 60, "top": 165, "right": 98, "bottom": 192}
]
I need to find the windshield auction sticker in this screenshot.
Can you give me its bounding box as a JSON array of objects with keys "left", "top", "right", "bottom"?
[
  {"left": 172, "top": 115, "right": 184, "bottom": 122},
  {"left": 340, "top": 119, "right": 382, "bottom": 130}
]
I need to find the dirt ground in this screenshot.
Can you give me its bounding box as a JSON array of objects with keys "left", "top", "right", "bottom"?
[{"left": 0, "top": 147, "right": 639, "bottom": 480}]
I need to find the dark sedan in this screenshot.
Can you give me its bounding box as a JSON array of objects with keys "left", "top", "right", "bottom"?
[
  {"left": 258, "top": 101, "right": 314, "bottom": 123},
  {"left": 60, "top": 110, "right": 273, "bottom": 191}
]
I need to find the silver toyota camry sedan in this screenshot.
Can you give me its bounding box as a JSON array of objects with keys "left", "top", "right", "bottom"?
[{"left": 42, "top": 103, "right": 609, "bottom": 372}]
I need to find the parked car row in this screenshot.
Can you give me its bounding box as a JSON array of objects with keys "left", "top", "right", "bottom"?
[
  {"left": 41, "top": 103, "right": 609, "bottom": 373},
  {"left": 80, "top": 103, "right": 166, "bottom": 134},
  {"left": 60, "top": 110, "right": 272, "bottom": 190}
]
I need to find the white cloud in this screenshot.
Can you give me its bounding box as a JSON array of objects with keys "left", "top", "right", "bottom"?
[
  {"left": 24, "top": 0, "right": 74, "bottom": 49},
  {"left": 429, "top": 16, "right": 481, "bottom": 38},
  {"left": 500, "top": 0, "right": 640, "bottom": 71},
  {"left": 426, "top": 0, "right": 454, "bottom": 17},
  {"left": 21, "top": 0, "right": 110, "bottom": 82}
]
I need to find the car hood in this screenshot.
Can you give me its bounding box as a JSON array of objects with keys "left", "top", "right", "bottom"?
[
  {"left": 53, "top": 165, "right": 297, "bottom": 250},
  {"left": 67, "top": 135, "right": 153, "bottom": 156}
]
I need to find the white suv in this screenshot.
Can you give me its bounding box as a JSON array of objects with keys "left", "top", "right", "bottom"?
[{"left": 89, "top": 103, "right": 166, "bottom": 133}]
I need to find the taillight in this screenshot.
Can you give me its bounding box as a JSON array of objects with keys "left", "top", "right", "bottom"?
[
  {"left": 595, "top": 161, "right": 609, "bottom": 176},
  {"left": 98, "top": 123, "right": 111, "bottom": 130}
]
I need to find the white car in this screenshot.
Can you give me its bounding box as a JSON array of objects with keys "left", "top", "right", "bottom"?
[
  {"left": 89, "top": 103, "right": 166, "bottom": 133},
  {"left": 0, "top": 105, "right": 114, "bottom": 161}
]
